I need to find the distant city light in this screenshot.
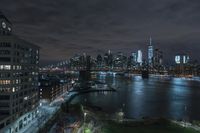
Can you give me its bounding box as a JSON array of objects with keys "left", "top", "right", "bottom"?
[
  {"left": 175, "top": 55, "right": 181, "bottom": 64},
  {"left": 137, "top": 50, "right": 143, "bottom": 65},
  {"left": 175, "top": 55, "right": 190, "bottom": 64}
]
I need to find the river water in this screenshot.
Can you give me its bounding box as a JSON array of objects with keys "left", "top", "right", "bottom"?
[{"left": 71, "top": 72, "right": 200, "bottom": 121}]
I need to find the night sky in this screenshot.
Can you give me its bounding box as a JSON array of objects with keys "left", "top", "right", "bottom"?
[{"left": 0, "top": 0, "right": 200, "bottom": 65}]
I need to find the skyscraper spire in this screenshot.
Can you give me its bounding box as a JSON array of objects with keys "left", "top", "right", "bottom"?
[{"left": 149, "top": 36, "right": 152, "bottom": 46}]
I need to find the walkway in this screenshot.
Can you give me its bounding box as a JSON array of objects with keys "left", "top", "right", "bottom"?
[{"left": 17, "top": 90, "right": 77, "bottom": 133}]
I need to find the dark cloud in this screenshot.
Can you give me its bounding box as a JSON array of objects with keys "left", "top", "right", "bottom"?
[{"left": 0, "top": 0, "right": 200, "bottom": 65}]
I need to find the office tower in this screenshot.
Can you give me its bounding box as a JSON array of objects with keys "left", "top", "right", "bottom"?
[
  {"left": 153, "top": 49, "right": 163, "bottom": 68},
  {"left": 104, "top": 50, "right": 113, "bottom": 68},
  {"left": 175, "top": 54, "right": 190, "bottom": 64},
  {"left": 108, "top": 50, "right": 113, "bottom": 68},
  {"left": 0, "top": 12, "right": 39, "bottom": 132},
  {"left": 70, "top": 54, "right": 81, "bottom": 69},
  {"left": 174, "top": 54, "right": 190, "bottom": 75},
  {"left": 104, "top": 53, "right": 109, "bottom": 67},
  {"left": 183, "top": 55, "right": 190, "bottom": 64},
  {"left": 175, "top": 55, "right": 181, "bottom": 64},
  {"left": 113, "top": 52, "right": 127, "bottom": 69},
  {"left": 137, "top": 50, "right": 143, "bottom": 66},
  {"left": 132, "top": 52, "right": 137, "bottom": 63},
  {"left": 96, "top": 54, "right": 102, "bottom": 68},
  {"left": 148, "top": 37, "right": 154, "bottom": 65}
]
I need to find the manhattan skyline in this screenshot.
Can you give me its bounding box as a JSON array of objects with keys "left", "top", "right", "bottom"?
[
  {"left": 1, "top": 3, "right": 200, "bottom": 132},
  {"left": 0, "top": 0, "right": 200, "bottom": 65}
]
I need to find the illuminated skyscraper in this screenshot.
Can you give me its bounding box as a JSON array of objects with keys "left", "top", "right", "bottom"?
[
  {"left": 175, "top": 54, "right": 190, "bottom": 64},
  {"left": 137, "top": 50, "right": 143, "bottom": 66},
  {"left": 175, "top": 55, "right": 181, "bottom": 64},
  {"left": 153, "top": 49, "right": 163, "bottom": 68},
  {"left": 183, "top": 55, "right": 190, "bottom": 64},
  {"left": 148, "top": 37, "right": 153, "bottom": 65},
  {"left": 132, "top": 52, "right": 137, "bottom": 63}
]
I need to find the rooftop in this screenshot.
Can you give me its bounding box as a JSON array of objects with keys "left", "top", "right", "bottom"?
[{"left": 0, "top": 11, "right": 12, "bottom": 24}]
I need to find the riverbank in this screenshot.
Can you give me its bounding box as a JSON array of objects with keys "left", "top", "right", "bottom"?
[
  {"left": 102, "top": 119, "right": 200, "bottom": 133},
  {"left": 39, "top": 103, "right": 200, "bottom": 133},
  {"left": 79, "top": 106, "right": 200, "bottom": 133}
]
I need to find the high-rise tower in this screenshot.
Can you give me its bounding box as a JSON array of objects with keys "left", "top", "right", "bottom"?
[
  {"left": 148, "top": 37, "right": 154, "bottom": 66},
  {"left": 137, "top": 50, "right": 143, "bottom": 66},
  {"left": 0, "top": 11, "right": 39, "bottom": 133}
]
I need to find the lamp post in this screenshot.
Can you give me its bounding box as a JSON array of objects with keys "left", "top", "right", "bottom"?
[
  {"left": 184, "top": 105, "right": 187, "bottom": 127},
  {"left": 84, "top": 112, "right": 87, "bottom": 123},
  {"left": 84, "top": 112, "right": 87, "bottom": 133}
]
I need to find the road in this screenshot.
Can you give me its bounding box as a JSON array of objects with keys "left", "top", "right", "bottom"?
[{"left": 17, "top": 90, "right": 77, "bottom": 133}]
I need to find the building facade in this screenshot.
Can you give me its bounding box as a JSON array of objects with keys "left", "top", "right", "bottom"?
[
  {"left": 175, "top": 54, "right": 190, "bottom": 65},
  {"left": 0, "top": 12, "right": 39, "bottom": 133},
  {"left": 174, "top": 54, "right": 191, "bottom": 76},
  {"left": 39, "top": 75, "right": 69, "bottom": 102}
]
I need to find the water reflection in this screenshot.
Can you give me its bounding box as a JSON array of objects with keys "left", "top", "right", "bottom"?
[
  {"left": 168, "top": 78, "right": 190, "bottom": 120},
  {"left": 72, "top": 73, "right": 200, "bottom": 121},
  {"left": 127, "top": 76, "right": 145, "bottom": 118}
]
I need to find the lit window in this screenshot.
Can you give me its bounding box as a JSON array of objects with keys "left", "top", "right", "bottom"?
[
  {"left": 12, "top": 87, "right": 15, "bottom": 92},
  {"left": 0, "top": 65, "right": 11, "bottom": 70},
  {"left": 24, "top": 97, "right": 28, "bottom": 100},
  {"left": 0, "top": 87, "right": 11, "bottom": 92},
  {"left": 175, "top": 56, "right": 181, "bottom": 64},
  {"left": 5, "top": 65, "right": 11, "bottom": 70},
  {"left": 0, "top": 80, "right": 11, "bottom": 85}
]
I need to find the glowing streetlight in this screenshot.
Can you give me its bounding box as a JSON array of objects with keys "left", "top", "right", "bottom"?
[
  {"left": 83, "top": 112, "right": 87, "bottom": 133},
  {"left": 84, "top": 112, "right": 87, "bottom": 123}
]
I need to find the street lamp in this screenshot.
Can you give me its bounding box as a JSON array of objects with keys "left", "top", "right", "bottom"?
[
  {"left": 84, "top": 112, "right": 87, "bottom": 132},
  {"left": 84, "top": 112, "right": 87, "bottom": 123}
]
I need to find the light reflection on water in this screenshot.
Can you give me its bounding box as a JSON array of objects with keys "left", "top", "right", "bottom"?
[{"left": 71, "top": 73, "right": 200, "bottom": 121}]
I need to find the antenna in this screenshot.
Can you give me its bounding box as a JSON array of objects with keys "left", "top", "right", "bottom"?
[{"left": 150, "top": 36, "right": 152, "bottom": 46}]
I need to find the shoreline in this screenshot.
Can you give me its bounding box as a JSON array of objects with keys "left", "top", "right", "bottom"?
[{"left": 83, "top": 105, "right": 200, "bottom": 132}]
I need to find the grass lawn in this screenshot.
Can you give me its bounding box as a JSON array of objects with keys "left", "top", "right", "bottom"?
[{"left": 102, "top": 120, "right": 200, "bottom": 133}]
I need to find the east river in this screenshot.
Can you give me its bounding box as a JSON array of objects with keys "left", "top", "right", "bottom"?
[{"left": 71, "top": 72, "right": 200, "bottom": 121}]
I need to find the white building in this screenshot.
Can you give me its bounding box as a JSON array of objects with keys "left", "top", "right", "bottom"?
[
  {"left": 175, "top": 54, "right": 190, "bottom": 64},
  {"left": 137, "top": 50, "right": 143, "bottom": 66}
]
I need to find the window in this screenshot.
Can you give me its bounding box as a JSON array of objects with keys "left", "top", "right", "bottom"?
[
  {"left": 16, "top": 79, "right": 19, "bottom": 84},
  {"left": 0, "top": 80, "right": 11, "bottom": 85},
  {"left": 12, "top": 87, "right": 15, "bottom": 92},
  {"left": 0, "top": 50, "right": 10, "bottom": 55},
  {"left": 0, "top": 57, "right": 11, "bottom": 62},
  {"left": 0, "top": 42, "right": 11, "bottom": 47},
  {"left": 0, "top": 95, "right": 10, "bottom": 100},
  {"left": 0, "top": 65, "right": 11, "bottom": 70},
  {"left": 0, "top": 87, "right": 11, "bottom": 92},
  {"left": 16, "top": 65, "right": 21, "bottom": 70},
  {"left": 175, "top": 56, "right": 181, "bottom": 64},
  {"left": 0, "top": 102, "right": 9, "bottom": 107},
  {"left": 0, "top": 73, "right": 10, "bottom": 78}
]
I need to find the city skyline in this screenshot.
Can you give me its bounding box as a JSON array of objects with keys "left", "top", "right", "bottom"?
[
  {"left": 0, "top": 0, "right": 200, "bottom": 65},
  {"left": 1, "top": 5, "right": 200, "bottom": 133}
]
